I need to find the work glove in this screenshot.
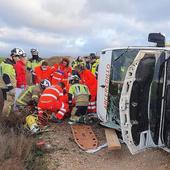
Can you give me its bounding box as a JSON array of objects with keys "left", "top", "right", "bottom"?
[
  {"left": 7, "top": 85, "right": 14, "bottom": 91},
  {"left": 28, "top": 100, "right": 37, "bottom": 106},
  {"left": 30, "top": 69, "right": 36, "bottom": 76}
]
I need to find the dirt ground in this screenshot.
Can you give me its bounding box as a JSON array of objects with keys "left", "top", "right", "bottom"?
[{"left": 40, "top": 120, "right": 170, "bottom": 170}]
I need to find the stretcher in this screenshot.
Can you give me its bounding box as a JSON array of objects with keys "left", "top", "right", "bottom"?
[{"left": 71, "top": 124, "right": 98, "bottom": 150}]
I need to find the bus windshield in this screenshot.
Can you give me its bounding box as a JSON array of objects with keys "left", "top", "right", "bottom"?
[{"left": 107, "top": 48, "right": 139, "bottom": 127}]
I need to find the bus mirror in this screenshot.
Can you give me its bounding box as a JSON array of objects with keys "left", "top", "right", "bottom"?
[{"left": 148, "top": 33, "right": 165, "bottom": 47}]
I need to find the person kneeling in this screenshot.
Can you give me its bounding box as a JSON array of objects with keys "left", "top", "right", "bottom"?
[{"left": 68, "top": 75, "right": 90, "bottom": 124}]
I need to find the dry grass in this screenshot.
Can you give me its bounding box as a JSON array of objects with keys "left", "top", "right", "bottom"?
[
  {"left": 0, "top": 127, "right": 33, "bottom": 170},
  {"left": 0, "top": 113, "right": 46, "bottom": 170}
]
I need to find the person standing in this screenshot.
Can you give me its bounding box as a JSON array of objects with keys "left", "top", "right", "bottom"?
[
  {"left": 90, "top": 53, "right": 99, "bottom": 79},
  {"left": 14, "top": 50, "right": 27, "bottom": 100},
  {"left": 34, "top": 61, "right": 53, "bottom": 84},
  {"left": 0, "top": 48, "right": 19, "bottom": 115},
  {"left": 75, "top": 63, "right": 97, "bottom": 113},
  {"left": 27, "top": 48, "right": 44, "bottom": 84}
]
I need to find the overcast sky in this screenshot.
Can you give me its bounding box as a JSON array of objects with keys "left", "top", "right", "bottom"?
[{"left": 0, "top": 0, "right": 170, "bottom": 57}]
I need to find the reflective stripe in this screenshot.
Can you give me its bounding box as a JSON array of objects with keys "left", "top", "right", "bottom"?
[
  {"left": 6, "top": 83, "right": 12, "bottom": 87},
  {"left": 52, "top": 77, "right": 62, "bottom": 80},
  {"left": 55, "top": 72, "right": 63, "bottom": 76},
  {"left": 89, "top": 101, "right": 96, "bottom": 105},
  {"left": 60, "top": 108, "right": 66, "bottom": 112},
  {"left": 32, "top": 95, "right": 38, "bottom": 98},
  {"left": 61, "top": 102, "right": 64, "bottom": 109},
  {"left": 58, "top": 111, "right": 65, "bottom": 116},
  {"left": 50, "top": 87, "right": 63, "bottom": 96},
  {"left": 88, "top": 106, "right": 96, "bottom": 109},
  {"left": 16, "top": 99, "right": 27, "bottom": 105},
  {"left": 41, "top": 94, "right": 58, "bottom": 100}
]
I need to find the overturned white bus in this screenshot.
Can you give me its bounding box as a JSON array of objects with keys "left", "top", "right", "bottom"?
[{"left": 97, "top": 33, "right": 170, "bottom": 154}]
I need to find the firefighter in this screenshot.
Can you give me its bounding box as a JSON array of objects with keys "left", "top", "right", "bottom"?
[
  {"left": 68, "top": 75, "right": 90, "bottom": 123},
  {"left": 75, "top": 63, "right": 97, "bottom": 113},
  {"left": 0, "top": 48, "right": 20, "bottom": 115},
  {"left": 90, "top": 53, "right": 99, "bottom": 79},
  {"left": 16, "top": 79, "right": 51, "bottom": 109},
  {"left": 38, "top": 82, "right": 69, "bottom": 124},
  {"left": 51, "top": 58, "right": 72, "bottom": 89},
  {"left": 34, "top": 61, "right": 53, "bottom": 84},
  {"left": 27, "top": 48, "right": 44, "bottom": 84}
]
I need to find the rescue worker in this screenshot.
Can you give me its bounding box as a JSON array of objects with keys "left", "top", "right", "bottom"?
[
  {"left": 16, "top": 79, "right": 51, "bottom": 113},
  {"left": 27, "top": 48, "right": 44, "bottom": 84},
  {"left": 71, "top": 56, "right": 85, "bottom": 76},
  {"left": 90, "top": 53, "right": 99, "bottom": 79},
  {"left": 34, "top": 61, "right": 53, "bottom": 84},
  {"left": 84, "top": 56, "right": 91, "bottom": 70},
  {"left": 75, "top": 63, "right": 97, "bottom": 113},
  {"left": 38, "top": 82, "right": 69, "bottom": 124},
  {"left": 68, "top": 75, "right": 90, "bottom": 123},
  {"left": 51, "top": 58, "right": 72, "bottom": 92},
  {"left": 0, "top": 48, "right": 19, "bottom": 115},
  {"left": 14, "top": 49, "right": 27, "bottom": 100}
]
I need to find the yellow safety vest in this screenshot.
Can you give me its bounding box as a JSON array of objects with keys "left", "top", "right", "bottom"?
[
  {"left": 0, "top": 61, "right": 16, "bottom": 88},
  {"left": 27, "top": 59, "right": 44, "bottom": 71},
  {"left": 91, "top": 59, "right": 99, "bottom": 76}
]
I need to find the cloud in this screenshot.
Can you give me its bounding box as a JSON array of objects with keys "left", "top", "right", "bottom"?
[{"left": 0, "top": 0, "right": 170, "bottom": 57}]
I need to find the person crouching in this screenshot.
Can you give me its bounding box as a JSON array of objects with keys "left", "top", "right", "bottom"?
[
  {"left": 38, "top": 82, "right": 69, "bottom": 125},
  {"left": 68, "top": 75, "right": 90, "bottom": 124}
]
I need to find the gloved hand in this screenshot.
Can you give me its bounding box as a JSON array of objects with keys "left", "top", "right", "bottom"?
[
  {"left": 7, "top": 85, "right": 14, "bottom": 91},
  {"left": 28, "top": 100, "right": 37, "bottom": 106},
  {"left": 30, "top": 70, "right": 36, "bottom": 76},
  {"left": 32, "top": 72, "right": 36, "bottom": 76}
]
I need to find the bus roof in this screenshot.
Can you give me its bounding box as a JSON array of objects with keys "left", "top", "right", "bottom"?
[{"left": 101, "top": 46, "right": 170, "bottom": 52}]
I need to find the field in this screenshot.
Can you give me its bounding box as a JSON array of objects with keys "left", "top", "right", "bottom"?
[
  {"left": 41, "top": 121, "right": 170, "bottom": 170},
  {"left": 1, "top": 56, "right": 170, "bottom": 170}
]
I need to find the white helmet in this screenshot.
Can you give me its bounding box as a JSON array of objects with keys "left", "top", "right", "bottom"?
[
  {"left": 69, "top": 75, "right": 80, "bottom": 84},
  {"left": 30, "top": 48, "right": 38, "bottom": 55},
  {"left": 11, "top": 48, "right": 25, "bottom": 57},
  {"left": 40, "top": 79, "right": 51, "bottom": 89}
]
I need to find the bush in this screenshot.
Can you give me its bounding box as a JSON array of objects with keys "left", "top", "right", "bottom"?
[
  {"left": 0, "top": 114, "right": 46, "bottom": 170},
  {"left": 0, "top": 128, "right": 33, "bottom": 170}
]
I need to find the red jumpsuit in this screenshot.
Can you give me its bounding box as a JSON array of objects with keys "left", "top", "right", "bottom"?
[
  {"left": 38, "top": 85, "right": 69, "bottom": 120},
  {"left": 51, "top": 63, "right": 72, "bottom": 86},
  {"left": 34, "top": 65, "right": 53, "bottom": 84},
  {"left": 79, "top": 69, "right": 97, "bottom": 113}
]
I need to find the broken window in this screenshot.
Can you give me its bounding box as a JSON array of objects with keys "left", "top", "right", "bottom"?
[{"left": 107, "top": 49, "right": 139, "bottom": 127}]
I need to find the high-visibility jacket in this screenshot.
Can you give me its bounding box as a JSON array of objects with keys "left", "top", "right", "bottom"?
[
  {"left": 79, "top": 69, "right": 97, "bottom": 113},
  {"left": 91, "top": 59, "right": 99, "bottom": 78},
  {"left": 52, "top": 64, "right": 72, "bottom": 86},
  {"left": 34, "top": 65, "right": 53, "bottom": 84},
  {"left": 38, "top": 85, "right": 68, "bottom": 120},
  {"left": 51, "top": 70, "right": 65, "bottom": 85},
  {"left": 39, "top": 85, "right": 63, "bottom": 103},
  {"left": 16, "top": 85, "right": 42, "bottom": 106},
  {"left": 0, "top": 59, "right": 16, "bottom": 89},
  {"left": 27, "top": 58, "right": 44, "bottom": 72},
  {"left": 14, "top": 60, "right": 27, "bottom": 88},
  {"left": 79, "top": 69, "right": 97, "bottom": 97},
  {"left": 69, "top": 83, "right": 90, "bottom": 106}
]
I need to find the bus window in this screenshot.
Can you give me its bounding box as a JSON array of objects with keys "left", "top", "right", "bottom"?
[{"left": 107, "top": 49, "right": 139, "bottom": 125}]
